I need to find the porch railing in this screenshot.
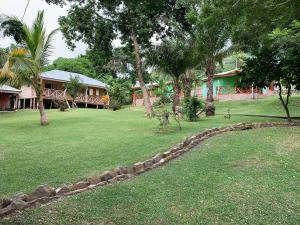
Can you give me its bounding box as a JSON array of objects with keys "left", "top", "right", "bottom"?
[{"left": 43, "top": 88, "right": 106, "bottom": 105}]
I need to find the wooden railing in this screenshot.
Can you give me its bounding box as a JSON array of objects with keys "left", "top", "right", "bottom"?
[
  {"left": 43, "top": 88, "right": 106, "bottom": 105},
  {"left": 43, "top": 89, "right": 65, "bottom": 100}
]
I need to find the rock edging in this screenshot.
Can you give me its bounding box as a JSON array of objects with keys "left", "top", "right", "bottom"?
[{"left": 1, "top": 121, "right": 299, "bottom": 218}]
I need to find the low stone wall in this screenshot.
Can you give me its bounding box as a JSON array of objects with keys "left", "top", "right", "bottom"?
[{"left": 1, "top": 121, "right": 299, "bottom": 218}]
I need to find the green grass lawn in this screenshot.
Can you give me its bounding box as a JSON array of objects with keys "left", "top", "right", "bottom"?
[
  {"left": 0, "top": 96, "right": 299, "bottom": 199},
  {"left": 3, "top": 126, "right": 300, "bottom": 225}
]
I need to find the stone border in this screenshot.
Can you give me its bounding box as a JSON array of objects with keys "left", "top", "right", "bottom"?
[{"left": 1, "top": 121, "right": 299, "bottom": 218}]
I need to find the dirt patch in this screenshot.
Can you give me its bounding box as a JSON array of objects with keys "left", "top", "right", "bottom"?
[{"left": 275, "top": 139, "right": 300, "bottom": 155}]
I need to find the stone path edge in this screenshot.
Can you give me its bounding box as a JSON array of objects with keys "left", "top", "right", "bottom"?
[{"left": 1, "top": 121, "right": 299, "bottom": 219}]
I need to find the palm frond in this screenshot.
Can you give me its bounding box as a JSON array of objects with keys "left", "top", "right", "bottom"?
[{"left": 40, "top": 28, "right": 59, "bottom": 66}]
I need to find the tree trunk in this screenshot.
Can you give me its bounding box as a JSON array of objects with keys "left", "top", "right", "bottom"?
[
  {"left": 278, "top": 82, "right": 292, "bottom": 122},
  {"left": 37, "top": 94, "right": 49, "bottom": 125},
  {"left": 182, "top": 70, "right": 193, "bottom": 98},
  {"left": 131, "top": 29, "right": 153, "bottom": 116},
  {"left": 173, "top": 76, "right": 181, "bottom": 112},
  {"left": 205, "top": 65, "right": 215, "bottom": 116}
]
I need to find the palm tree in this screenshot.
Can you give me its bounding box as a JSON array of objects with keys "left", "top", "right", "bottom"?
[
  {"left": 148, "top": 37, "right": 195, "bottom": 112},
  {"left": 64, "top": 75, "right": 86, "bottom": 108},
  {"left": 0, "top": 11, "right": 58, "bottom": 125},
  {"left": 191, "top": 3, "right": 233, "bottom": 116}
]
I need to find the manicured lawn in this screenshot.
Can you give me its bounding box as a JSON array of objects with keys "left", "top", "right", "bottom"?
[
  {"left": 0, "top": 96, "right": 299, "bottom": 199},
  {"left": 3, "top": 126, "right": 300, "bottom": 225}
]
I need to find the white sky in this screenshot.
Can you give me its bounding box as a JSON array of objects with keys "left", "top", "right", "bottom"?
[{"left": 0, "top": 0, "right": 87, "bottom": 61}]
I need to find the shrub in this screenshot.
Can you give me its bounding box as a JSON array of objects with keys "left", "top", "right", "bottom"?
[
  {"left": 109, "top": 100, "right": 122, "bottom": 111},
  {"left": 54, "top": 100, "right": 69, "bottom": 111},
  {"left": 182, "top": 96, "right": 204, "bottom": 121}
]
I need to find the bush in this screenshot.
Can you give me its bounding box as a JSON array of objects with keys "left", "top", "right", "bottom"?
[
  {"left": 54, "top": 100, "right": 69, "bottom": 111},
  {"left": 182, "top": 97, "right": 204, "bottom": 121},
  {"left": 109, "top": 100, "right": 122, "bottom": 111},
  {"left": 153, "top": 95, "right": 172, "bottom": 108}
]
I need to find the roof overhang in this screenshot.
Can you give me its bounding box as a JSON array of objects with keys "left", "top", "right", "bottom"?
[{"left": 41, "top": 77, "right": 108, "bottom": 90}]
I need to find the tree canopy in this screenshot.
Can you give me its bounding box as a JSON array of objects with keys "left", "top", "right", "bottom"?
[{"left": 43, "top": 56, "right": 97, "bottom": 78}]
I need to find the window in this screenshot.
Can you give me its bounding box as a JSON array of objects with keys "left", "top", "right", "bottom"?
[
  {"left": 96, "top": 89, "right": 99, "bottom": 96},
  {"left": 89, "top": 88, "right": 94, "bottom": 95}
]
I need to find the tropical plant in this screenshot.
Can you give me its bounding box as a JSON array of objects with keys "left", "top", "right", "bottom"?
[
  {"left": 185, "top": 1, "right": 233, "bottom": 116},
  {"left": 148, "top": 37, "right": 196, "bottom": 112},
  {"left": 182, "top": 96, "right": 204, "bottom": 121},
  {"left": 240, "top": 21, "right": 300, "bottom": 122},
  {"left": 0, "top": 10, "right": 58, "bottom": 125},
  {"left": 64, "top": 75, "right": 86, "bottom": 108},
  {"left": 107, "top": 77, "right": 132, "bottom": 110},
  {"left": 153, "top": 80, "right": 172, "bottom": 107}
]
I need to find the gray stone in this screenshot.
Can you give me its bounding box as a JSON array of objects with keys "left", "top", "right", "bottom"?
[
  {"left": 1, "top": 198, "right": 11, "bottom": 208},
  {"left": 143, "top": 159, "right": 153, "bottom": 169},
  {"left": 163, "top": 150, "right": 172, "bottom": 158},
  {"left": 10, "top": 199, "right": 27, "bottom": 210},
  {"left": 14, "top": 192, "right": 31, "bottom": 202},
  {"left": 55, "top": 185, "right": 70, "bottom": 195},
  {"left": 33, "top": 185, "right": 54, "bottom": 198},
  {"left": 0, "top": 204, "right": 13, "bottom": 216},
  {"left": 152, "top": 153, "right": 163, "bottom": 163}
]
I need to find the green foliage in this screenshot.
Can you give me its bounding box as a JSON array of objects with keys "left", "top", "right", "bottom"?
[
  {"left": 1, "top": 16, "right": 25, "bottom": 44},
  {"left": 240, "top": 20, "right": 300, "bottom": 121},
  {"left": 182, "top": 96, "right": 204, "bottom": 121},
  {"left": 107, "top": 77, "right": 132, "bottom": 109},
  {"left": 109, "top": 99, "right": 122, "bottom": 111},
  {"left": 43, "top": 56, "right": 97, "bottom": 79},
  {"left": 153, "top": 80, "right": 172, "bottom": 107},
  {"left": 228, "top": 0, "right": 300, "bottom": 53},
  {"left": 64, "top": 75, "right": 86, "bottom": 108}
]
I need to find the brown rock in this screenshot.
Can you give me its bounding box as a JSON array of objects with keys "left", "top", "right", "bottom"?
[
  {"left": 143, "top": 159, "right": 153, "bottom": 169},
  {"left": 163, "top": 150, "right": 172, "bottom": 158},
  {"left": 1, "top": 198, "right": 12, "bottom": 208},
  {"left": 133, "top": 162, "right": 144, "bottom": 174},
  {"left": 100, "top": 171, "right": 116, "bottom": 181},
  {"left": 0, "top": 204, "right": 14, "bottom": 216},
  {"left": 126, "top": 166, "right": 134, "bottom": 174},
  {"left": 72, "top": 181, "right": 90, "bottom": 191},
  {"left": 112, "top": 167, "right": 122, "bottom": 175},
  {"left": 55, "top": 185, "right": 70, "bottom": 195},
  {"left": 90, "top": 176, "right": 102, "bottom": 185},
  {"left": 120, "top": 166, "right": 129, "bottom": 174},
  {"left": 152, "top": 153, "right": 163, "bottom": 163},
  {"left": 33, "top": 185, "right": 54, "bottom": 198}
]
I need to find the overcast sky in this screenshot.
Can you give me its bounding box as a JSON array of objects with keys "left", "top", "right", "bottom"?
[{"left": 0, "top": 0, "right": 87, "bottom": 61}]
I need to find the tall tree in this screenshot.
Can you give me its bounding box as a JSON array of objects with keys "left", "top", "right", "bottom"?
[
  {"left": 64, "top": 75, "right": 86, "bottom": 108},
  {"left": 240, "top": 21, "right": 300, "bottom": 122},
  {"left": 185, "top": 0, "right": 233, "bottom": 116},
  {"left": 44, "top": 0, "right": 186, "bottom": 116},
  {"left": 147, "top": 37, "right": 195, "bottom": 112},
  {"left": 228, "top": 0, "right": 300, "bottom": 53},
  {"left": 0, "top": 11, "right": 58, "bottom": 125}
]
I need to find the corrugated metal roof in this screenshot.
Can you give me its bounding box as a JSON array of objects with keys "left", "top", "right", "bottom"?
[
  {"left": 0, "top": 85, "right": 21, "bottom": 93},
  {"left": 41, "top": 70, "right": 108, "bottom": 89}
]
